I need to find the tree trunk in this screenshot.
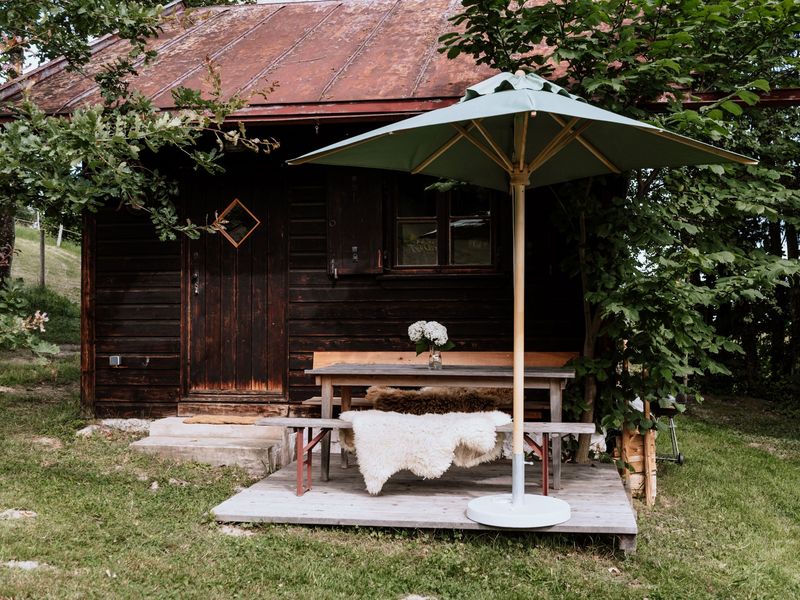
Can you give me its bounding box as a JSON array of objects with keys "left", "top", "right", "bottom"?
[
  {"left": 576, "top": 203, "right": 600, "bottom": 464},
  {"left": 768, "top": 221, "right": 787, "bottom": 376},
  {"left": 0, "top": 210, "right": 15, "bottom": 286},
  {"left": 787, "top": 224, "right": 800, "bottom": 374}
]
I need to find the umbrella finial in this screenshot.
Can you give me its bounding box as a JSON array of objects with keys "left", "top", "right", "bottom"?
[{"left": 514, "top": 69, "right": 526, "bottom": 77}]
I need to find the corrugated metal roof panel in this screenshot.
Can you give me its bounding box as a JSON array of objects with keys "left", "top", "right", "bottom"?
[{"left": 0, "top": 0, "right": 497, "bottom": 121}]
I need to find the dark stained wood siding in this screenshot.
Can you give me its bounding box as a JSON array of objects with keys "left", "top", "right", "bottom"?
[
  {"left": 285, "top": 166, "right": 583, "bottom": 403},
  {"left": 84, "top": 124, "right": 583, "bottom": 416},
  {"left": 91, "top": 207, "right": 182, "bottom": 417}
]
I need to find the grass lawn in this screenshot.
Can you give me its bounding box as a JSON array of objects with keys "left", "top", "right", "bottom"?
[
  {"left": 6, "top": 225, "right": 81, "bottom": 346},
  {"left": 0, "top": 357, "right": 798, "bottom": 599},
  {"left": 10, "top": 225, "right": 81, "bottom": 305}
]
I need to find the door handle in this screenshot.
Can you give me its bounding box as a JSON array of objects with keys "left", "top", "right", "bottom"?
[{"left": 191, "top": 271, "right": 200, "bottom": 295}]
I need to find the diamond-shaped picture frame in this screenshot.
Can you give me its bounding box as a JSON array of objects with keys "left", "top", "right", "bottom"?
[{"left": 214, "top": 198, "right": 261, "bottom": 248}]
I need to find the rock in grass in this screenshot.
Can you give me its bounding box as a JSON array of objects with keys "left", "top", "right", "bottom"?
[
  {"left": 31, "top": 436, "right": 63, "bottom": 449},
  {"left": 75, "top": 424, "right": 103, "bottom": 438},
  {"left": 76, "top": 419, "right": 151, "bottom": 438},
  {"left": 0, "top": 509, "right": 37, "bottom": 520},
  {"left": 219, "top": 525, "right": 255, "bottom": 538},
  {"left": 100, "top": 419, "right": 151, "bottom": 433},
  {"left": 3, "top": 560, "right": 43, "bottom": 570}
]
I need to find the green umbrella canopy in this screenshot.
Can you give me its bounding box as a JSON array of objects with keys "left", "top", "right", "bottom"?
[
  {"left": 289, "top": 72, "right": 755, "bottom": 191},
  {"left": 288, "top": 71, "right": 757, "bottom": 523}
]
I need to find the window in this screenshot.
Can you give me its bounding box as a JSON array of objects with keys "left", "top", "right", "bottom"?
[
  {"left": 394, "top": 178, "right": 495, "bottom": 270},
  {"left": 214, "top": 198, "right": 260, "bottom": 248}
]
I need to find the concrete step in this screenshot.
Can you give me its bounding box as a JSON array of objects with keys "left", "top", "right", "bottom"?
[
  {"left": 148, "top": 417, "right": 285, "bottom": 440},
  {"left": 130, "top": 435, "right": 292, "bottom": 477}
]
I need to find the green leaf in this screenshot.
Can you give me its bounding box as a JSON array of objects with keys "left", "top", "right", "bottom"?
[{"left": 720, "top": 100, "right": 743, "bottom": 116}]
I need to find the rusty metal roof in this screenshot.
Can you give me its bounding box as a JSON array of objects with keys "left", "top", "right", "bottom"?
[{"left": 0, "top": 0, "right": 499, "bottom": 123}]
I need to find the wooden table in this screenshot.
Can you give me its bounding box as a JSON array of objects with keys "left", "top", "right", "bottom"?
[{"left": 305, "top": 363, "right": 576, "bottom": 489}]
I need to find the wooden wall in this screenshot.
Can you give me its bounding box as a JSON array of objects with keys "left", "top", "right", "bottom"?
[
  {"left": 84, "top": 125, "right": 584, "bottom": 416},
  {"left": 284, "top": 166, "right": 584, "bottom": 403},
  {"left": 89, "top": 208, "right": 182, "bottom": 417}
]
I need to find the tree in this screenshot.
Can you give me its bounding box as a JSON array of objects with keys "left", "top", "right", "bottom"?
[
  {"left": 0, "top": 1, "right": 268, "bottom": 282},
  {"left": 440, "top": 0, "right": 800, "bottom": 459},
  {"left": 0, "top": 0, "right": 267, "bottom": 353}
]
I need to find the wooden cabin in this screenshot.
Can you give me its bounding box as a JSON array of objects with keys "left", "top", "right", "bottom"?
[{"left": 0, "top": 0, "right": 585, "bottom": 417}]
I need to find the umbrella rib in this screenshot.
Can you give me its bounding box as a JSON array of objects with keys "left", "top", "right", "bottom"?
[
  {"left": 528, "top": 120, "right": 592, "bottom": 173},
  {"left": 525, "top": 117, "right": 580, "bottom": 172},
  {"left": 287, "top": 132, "right": 392, "bottom": 165},
  {"left": 452, "top": 123, "right": 513, "bottom": 173},
  {"left": 517, "top": 112, "right": 529, "bottom": 172},
  {"left": 643, "top": 128, "right": 758, "bottom": 165},
  {"left": 550, "top": 114, "right": 621, "bottom": 174},
  {"left": 411, "top": 124, "right": 475, "bottom": 174},
  {"left": 470, "top": 120, "right": 514, "bottom": 172}
]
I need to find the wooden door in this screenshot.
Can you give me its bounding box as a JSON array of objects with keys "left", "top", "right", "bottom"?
[{"left": 184, "top": 178, "right": 286, "bottom": 399}]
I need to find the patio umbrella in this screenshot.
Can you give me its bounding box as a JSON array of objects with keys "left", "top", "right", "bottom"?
[{"left": 288, "top": 71, "right": 755, "bottom": 527}]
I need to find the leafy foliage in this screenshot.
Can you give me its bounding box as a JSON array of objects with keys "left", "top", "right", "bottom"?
[
  {"left": 0, "top": 279, "right": 58, "bottom": 355},
  {"left": 0, "top": 0, "right": 266, "bottom": 354},
  {"left": 440, "top": 1, "right": 800, "bottom": 449}
]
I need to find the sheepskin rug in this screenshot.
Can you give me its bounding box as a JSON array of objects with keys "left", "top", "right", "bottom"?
[{"left": 339, "top": 409, "right": 511, "bottom": 495}]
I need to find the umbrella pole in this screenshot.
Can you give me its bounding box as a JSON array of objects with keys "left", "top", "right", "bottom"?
[
  {"left": 466, "top": 171, "right": 570, "bottom": 527},
  {"left": 511, "top": 176, "right": 526, "bottom": 507}
]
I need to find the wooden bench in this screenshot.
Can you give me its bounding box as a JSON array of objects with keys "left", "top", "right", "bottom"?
[
  {"left": 301, "top": 350, "right": 578, "bottom": 415},
  {"left": 259, "top": 416, "right": 594, "bottom": 497}
]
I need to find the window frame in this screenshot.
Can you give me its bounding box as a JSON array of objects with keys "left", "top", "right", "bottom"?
[{"left": 389, "top": 182, "right": 499, "bottom": 274}]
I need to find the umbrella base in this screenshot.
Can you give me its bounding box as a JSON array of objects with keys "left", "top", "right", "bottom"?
[{"left": 466, "top": 494, "right": 571, "bottom": 528}]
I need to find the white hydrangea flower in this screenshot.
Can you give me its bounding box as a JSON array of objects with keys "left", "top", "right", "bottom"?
[
  {"left": 408, "top": 320, "right": 427, "bottom": 343},
  {"left": 424, "top": 321, "right": 448, "bottom": 347}
]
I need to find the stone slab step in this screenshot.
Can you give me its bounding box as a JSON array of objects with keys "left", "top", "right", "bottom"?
[
  {"left": 148, "top": 417, "right": 284, "bottom": 440},
  {"left": 130, "top": 435, "right": 290, "bottom": 477}
]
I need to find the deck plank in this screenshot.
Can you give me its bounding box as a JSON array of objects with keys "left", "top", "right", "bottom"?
[{"left": 213, "top": 458, "right": 638, "bottom": 535}]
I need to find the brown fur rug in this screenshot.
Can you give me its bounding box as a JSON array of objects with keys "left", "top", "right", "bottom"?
[{"left": 365, "top": 386, "right": 512, "bottom": 415}]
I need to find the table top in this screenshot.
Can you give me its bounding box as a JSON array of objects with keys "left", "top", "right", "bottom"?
[{"left": 306, "top": 363, "right": 575, "bottom": 379}]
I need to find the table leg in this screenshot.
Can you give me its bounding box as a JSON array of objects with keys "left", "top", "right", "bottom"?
[
  {"left": 549, "top": 379, "right": 562, "bottom": 490},
  {"left": 321, "top": 377, "right": 333, "bottom": 481},
  {"left": 340, "top": 387, "right": 352, "bottom": 468}
]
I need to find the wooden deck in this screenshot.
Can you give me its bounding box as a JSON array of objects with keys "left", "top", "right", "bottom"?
[{"left": 212, "top": 456, "right": 638, "bottom": 547}]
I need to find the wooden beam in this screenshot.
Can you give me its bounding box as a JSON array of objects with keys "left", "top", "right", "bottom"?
[
  {"left": 470, "top": 119, "right": 514, "bottom": 172},
  {"left": 527, "top": 120, "right": 592, "bottom": 173},
  {"left": 551, "top": 114, "right": 621, "bottom": 174},
  {"left": 80, "top": 212, "right": 96, "bottom": 418},
  {"left": 411, "top": 124, "right": 473, "bottom": 174},
  {"left": 452, "top": 123, "right": 513, "bottom": 173}
]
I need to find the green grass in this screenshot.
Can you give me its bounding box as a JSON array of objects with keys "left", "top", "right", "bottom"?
[
  {"left": 6, "top": 224, "right": 81, "bottom": 345},
  {"left": 10, "top": 225, "right": 81, "bottom": 304},
  {"left": 13, "top": 285, "right": 81, "bottom": 345},
  {"left": 0, "top": 358, "right": 798, "bottom": 599}
]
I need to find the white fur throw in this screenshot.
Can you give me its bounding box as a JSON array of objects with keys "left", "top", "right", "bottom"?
[{"left": 339, "top": 410, "right": 511, "bottom": 495}]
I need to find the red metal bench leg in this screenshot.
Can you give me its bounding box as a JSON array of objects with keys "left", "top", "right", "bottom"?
[
  {"left": 541, "top": 433, "right": 549, "bottom": 496},
  {"left": 296, "top": 428, "right": 305, "bottom": 496},
  {"left": 295, "top": 427, "right": 333, "bottom": 496}
]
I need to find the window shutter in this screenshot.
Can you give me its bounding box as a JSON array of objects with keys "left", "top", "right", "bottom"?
[{"left": 327, "top": 169, "right": 384, "bottom": 276}]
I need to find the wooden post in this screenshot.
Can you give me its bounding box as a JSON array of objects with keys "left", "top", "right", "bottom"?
[
  {"left": 39, "top": 226, "right": 45, "bottom": 288},
  {"left": 320, "top": 377, "right": 333, "bottom": 481},
  {"left": 512, "top": 180, "right": 525, "bottom": 459},
  {"left": 80, "top": 213, "right": 96, "bottom": 417},
  {"left": 56, "top": 224, "right": 63, "bottom": 248}
]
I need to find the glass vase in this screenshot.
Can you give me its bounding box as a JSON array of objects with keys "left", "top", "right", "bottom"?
[{"left": 428, "top": 344, "right": 443, "bottom": 370}]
